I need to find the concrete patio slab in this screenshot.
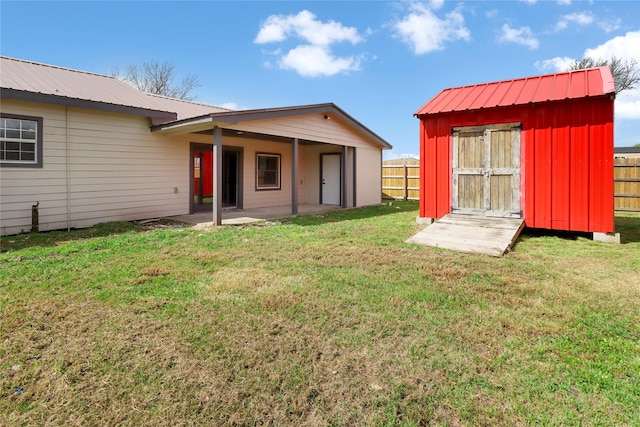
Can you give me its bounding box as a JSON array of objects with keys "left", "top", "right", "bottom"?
[{"left": 167, "top": 204, "right": 341, "bottom": 226}]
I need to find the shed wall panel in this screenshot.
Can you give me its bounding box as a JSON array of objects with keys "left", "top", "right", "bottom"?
[{"left": 418, "top": 96, "right": 614, "bottom": 233}]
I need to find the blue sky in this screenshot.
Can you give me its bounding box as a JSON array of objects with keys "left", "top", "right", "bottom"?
[{"left": 1, "top": 1, "right": 639, "bottom": 158}]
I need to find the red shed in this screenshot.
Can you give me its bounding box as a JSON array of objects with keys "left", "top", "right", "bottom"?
[{"left": 415, "top": 67, "right": 616, "bottom": 236}]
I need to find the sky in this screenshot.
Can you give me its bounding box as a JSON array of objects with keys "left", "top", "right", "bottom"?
[{"left": 1, "top": 0, "right": 639, "bottom": 158}]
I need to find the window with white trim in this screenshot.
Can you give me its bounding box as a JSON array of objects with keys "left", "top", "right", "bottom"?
[
  {"left": 0, "top": 114, "right": 43, "bottom": 167},
  {"left": 256, "top": 153, "right": 280, "bottom": 190}
]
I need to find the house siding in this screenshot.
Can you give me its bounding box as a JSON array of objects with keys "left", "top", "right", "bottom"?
[
  {"left": 1, "top": 99, "right": 192, "bottom": 235},
  {"left": 227, "top": 113, "right": 377, "bottom": 150},
  {"left": 355, "top": 147, "right": 383, "bottom": 207}
]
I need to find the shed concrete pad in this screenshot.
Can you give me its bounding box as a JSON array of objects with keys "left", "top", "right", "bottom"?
[{"left": 406, "top": 213, "right": 525, "bottom": 257}]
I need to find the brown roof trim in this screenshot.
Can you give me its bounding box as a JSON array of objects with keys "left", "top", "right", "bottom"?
[
  {"left": 151, "top": 103, "right": 392, "bottom": 149},
  {"left": 1, "top": 88, "right": 177, "bottom": 120}
]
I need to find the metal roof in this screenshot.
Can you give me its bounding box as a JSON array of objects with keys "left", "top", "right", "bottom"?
[
  {"left": 415, "top": 67, "right": 615, "bottom": 116},
  {"left": 0, "top": 56, "right": 175, "bottom": 115},
  {"left": 144, "top": 94, "right": 231, "bottom": 121},
  {"left": 0, "top": 56, "right": 229, "bottom": 121},
  {"left": 0, "top": 56, "right": 391, "bottom": 149}
]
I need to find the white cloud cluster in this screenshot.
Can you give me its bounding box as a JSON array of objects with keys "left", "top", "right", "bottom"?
[
  {"left": 498, "top": 24, "right": 539, "bottom": 50},
  {"left": 254, "top": 10, "right": 364, "bottom": 77},
  {"left": 534, "top": 56, "right": 575, "bottom": 72},
  {"left": 392, "top": 2, "right": 470, "bottom": 55},
  {"left": 555, "top": 12, "right": 594, "bottom": 31}
]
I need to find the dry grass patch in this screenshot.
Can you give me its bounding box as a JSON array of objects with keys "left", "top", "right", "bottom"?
[{"left": 1, "top": 204, "right": 639, "bottom": 426}]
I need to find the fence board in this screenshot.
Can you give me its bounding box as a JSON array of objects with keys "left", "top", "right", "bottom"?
[
  {"left": 614, "top": 158, "right": 640, "bottom": 212},
  {"left": 382, "top": 165, "right": 420, "bottom": 200},
  {"left": 383, "top": 159, "right": 640, "bottom": 210}
]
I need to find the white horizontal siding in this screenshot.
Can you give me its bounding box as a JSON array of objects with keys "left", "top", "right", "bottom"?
[
  {"left": 1, "top": 99, "right": 191, "bottom": 236},
  {"left": 229, "top": 114, "right": 381, "bottom": 150},
  {"left": 356, "top": 147, "right": 383, "bottom": 206}
]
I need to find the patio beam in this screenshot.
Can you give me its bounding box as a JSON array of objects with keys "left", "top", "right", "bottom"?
[
  {"left": 212, "top": 126, "right": 222, "bottom": 225},
  {"left": 292, "top": 138, "right": 299, "bottom": 215}
]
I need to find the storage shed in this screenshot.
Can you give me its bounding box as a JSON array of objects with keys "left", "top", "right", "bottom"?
[{"left": 414, "top": 67, "right": 616, "bottom": 237}]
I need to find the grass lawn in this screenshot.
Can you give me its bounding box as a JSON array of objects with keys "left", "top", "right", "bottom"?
[{"left": 1, "top": 202, "right": 639, "bottom": 426}]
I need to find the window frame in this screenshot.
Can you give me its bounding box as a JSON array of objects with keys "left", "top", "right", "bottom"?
[
  {"left": 0, "top": 113, "right": 43, "bottom": 168},
  {"left": 255, "top": 152, "right": 281, "bottom": 191}
]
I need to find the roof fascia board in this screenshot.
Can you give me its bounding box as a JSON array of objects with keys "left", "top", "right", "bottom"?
[{"left": 1, "top": 88, "right": 177, "bottom": 120}]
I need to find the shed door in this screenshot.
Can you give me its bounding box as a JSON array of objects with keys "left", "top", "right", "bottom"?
[{"left": 452, "top": 123, "right": 521, "bottom": 218}]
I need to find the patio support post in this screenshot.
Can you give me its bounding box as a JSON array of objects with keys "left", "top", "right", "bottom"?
[
  {"left": 341, "top": 145, "right": 347, "bottom": 208},
  {"left": 291, "top": 138, "right": 299, "bottom": 215},
  {"left": 212, "top": 126, "right": 222, "bottom": 225}
]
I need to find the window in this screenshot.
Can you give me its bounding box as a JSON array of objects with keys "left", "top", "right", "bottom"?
[
  {"left": 0, "top": 114, "right": 43, "bottom": 168},
  {"left": 256, "top": 153, "right": 280, "bottom": 190}
]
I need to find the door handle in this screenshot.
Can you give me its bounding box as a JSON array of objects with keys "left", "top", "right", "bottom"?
[{"left": 322, "top": 179, "right": 326, "bottom": 184}]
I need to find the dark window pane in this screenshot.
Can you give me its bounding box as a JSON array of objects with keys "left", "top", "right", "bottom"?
[
  {"left": 0, "top": 129, "right": 4, "bottom": 138},
  {"left": 22, "top": 130, "right": 36, "bottom": 140},
  {"left": 5, "top": 119, "right": 20, "bottom": 130},
  {"left": 22, "top": 121, "right": 37, "bottom": 131},
  {"left": 22, "top": 152, "right": 35, "bottom": 161},
  {"left": 6, "top": 151, "right": 19, "bottom": 161},
  {"left": 6, "top": 130, "right": 20, "bottom": 139},
  {"left": 6, "top": 142, "right": 20, "bottom": 151},
  {"left": 264, "top": 171, "right": 277, "bottom": 185},
  {"left": 21, "top": 142, "right": 36, "bottom": 152}
]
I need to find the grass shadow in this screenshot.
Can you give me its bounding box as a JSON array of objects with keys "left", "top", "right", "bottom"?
[
  {"left": 615, "top": 212, "right": 640, "bottom": 244},
  {"left": 515, "top": 212, "right": 640, "bottom": 246},
  {"left": 0, "top": 221, "right": 152, "bottom": 253},
  {"left": 282, "top": 200, "right": 419, "bottom": 226}
]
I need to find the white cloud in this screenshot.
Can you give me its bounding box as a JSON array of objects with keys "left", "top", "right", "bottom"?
[
  {"left": 583, "top": 30, "right": 640, "bottom": 61},
  {"left": 393, "top": 2, "right": 470, "bottom": 55},
  {"left": 557, "top": 0, "right": 571, "bottom": 5},
  {"left": 537, "top": 31, "right": 640, "bottom": 121},
  {"left": 598, "top": 19, "right": 621, "bottom": 33},
  {"left": 384, "top": 152, "right": 420, "bottom": 161},
  {"left": 520, "top": 0, "right": 537, "bottom": 4},
  {"left": 279, "top": 45, "right": 361, "bottom": 77},
  {"left": 535, "top": 56, "right": 575, "bottom": 72},
  {"left": 616, "top": 90, "right": 640, "bottom": 120},
  {"left": 584, "top": 30, "right": 640, "bottom": 120},
  {"left": 498, "top": 24, "right": 539, "bottom": 50},
  {"left": 255, "top": 10, "right": 365, "bottom": 77},
  {"left": 255, "top": 10, "right": 362, "bottom": 46},
  {"left": 555, "top": 12, "right": 594, "bottom": 31},
  {"left": 219, "top": 102, "right": 240, "bottom": 110}
]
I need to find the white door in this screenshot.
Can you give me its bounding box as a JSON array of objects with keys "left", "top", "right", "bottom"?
[{"left": 321, "top": 154, "right": 341, "bottom": 205}]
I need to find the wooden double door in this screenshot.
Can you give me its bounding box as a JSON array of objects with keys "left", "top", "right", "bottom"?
[{"left": 452, "top": 123, "right": 521, "bottom": 218}]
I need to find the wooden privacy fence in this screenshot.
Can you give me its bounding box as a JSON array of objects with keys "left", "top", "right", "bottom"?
[
  {"left": 615, "top": 158, "right": 640, "bottom": 212},
  {"left": 381, "top": 159, "right": 640, "bottom": 210},
  {"left": 382, "top": 165, "right": 420, "bottom": 200}
]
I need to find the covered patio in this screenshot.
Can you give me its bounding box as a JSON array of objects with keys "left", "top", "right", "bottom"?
[{"left": 152, "top": 103, "right": 391, "bottom": 226}]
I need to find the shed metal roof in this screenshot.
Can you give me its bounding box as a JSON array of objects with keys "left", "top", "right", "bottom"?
[{"left": 415, "top": 67, "right": 615, "bottom": 116}]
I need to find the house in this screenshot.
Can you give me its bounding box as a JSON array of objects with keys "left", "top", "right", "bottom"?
[
  {"left": 614, "top": 147, "right": 640, "bottom": 159},
  {"left": 410, "top": 67, "right": 617, "bottom": 254},
  {"left": 0, "top": 56, "right": 392, "bottom": 236}
]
